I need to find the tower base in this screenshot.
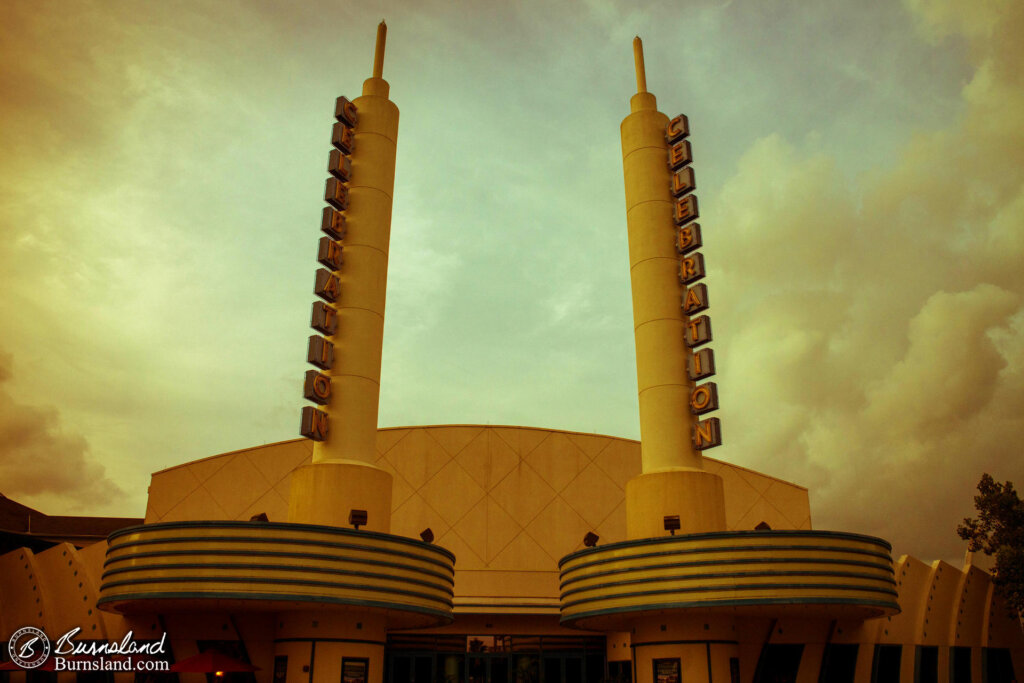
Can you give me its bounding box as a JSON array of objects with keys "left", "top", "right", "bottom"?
[
  {"left": 288, "top": 460, "right": 393, "bottom": 531},
  {"left": 625, "top": 468, "right": 726, "bottom": 538}
]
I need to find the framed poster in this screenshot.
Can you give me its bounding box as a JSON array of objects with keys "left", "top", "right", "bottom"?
[
  {"left": 653, "top": 658, "right": 680, "bottom": 683},
  {"left": 341, "top": 657, "right": 368, "bottom": 683},
  {"left": 274, "top": 656, "right": 288, "bottom": 683}
]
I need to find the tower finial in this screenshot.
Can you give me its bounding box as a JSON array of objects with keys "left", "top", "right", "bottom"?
[
  {"left": 633, "top": 36, "right": 647, "bottom": 94},
  {"left": 373, "top": 20, "right": 387, "bottom": 79}
]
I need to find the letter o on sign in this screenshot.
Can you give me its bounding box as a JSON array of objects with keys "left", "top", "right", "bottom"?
[
  {"left": 689, "top": 382, "right": 718, "bottom": 415},
  {"left": 312, "top": 374, "right": 330, "bottom": 399}
]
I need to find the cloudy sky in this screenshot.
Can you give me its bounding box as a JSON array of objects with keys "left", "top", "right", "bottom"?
[{"left": 1, "top": 0, "right": 1021, "bottom": 565}]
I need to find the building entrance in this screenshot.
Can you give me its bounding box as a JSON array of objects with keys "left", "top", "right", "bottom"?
[{"left": 385, "top": 634, "right": 605, "bottom": 683}]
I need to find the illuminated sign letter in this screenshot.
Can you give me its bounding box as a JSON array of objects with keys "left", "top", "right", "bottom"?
[
  {"left": 674, "top": 195, "right": 699, "bottom": 225},
  {"left": 679, "top": 253, "right": 706, "bottom": 285},
  {"left": 677, "top": 224, "right": 702, "bottom": 254},
  {"left": 690, "top": 382, "right": 719, "bottom": 414},
  {"left": 328, "top": 149, "right": 352, "bottom": 182},
  {"left": 321, "top": 207, "right": 346, "bottom": 241},
  {"left": 666, "top": 114, "right": 689, "bottom": 144},
  {"left": 325, "top": 178, "right": 349, "bottom": 211},
  {"left": 692, "top": 417, "right": 722, "bottom": 450},
  {"left": 311, "top": 301, "right": 338, "bottom": 335},
  {"left": 688, "top": 348, "right": 715, "bottom": 380},
  {"left": 682, "top": 283, "right": 709, "bottom": 315},
  {"left": 331, "top": 122, "right": 355, "bottom": 155},
  {"left": 671, "top": 167, "right": 695, "bottom": 197},
  {"left": 318, "top": 237, "right": 343, "bottom": 271},
  {"left": 685, "top": 315, "right": 713, "bottom": 348},
  {"left": 301, "top": 406, "right": 329, "bottom": 441},
  {"left": 304, "top": 370, "right": 332, "bottom": 405},
  {"left": 668, "top": 140, "right": 692, "bottom": 171},
  {"left": 315, "top": 268, "right": 341, "bottom": 302},
  {"left": 307, "top": 335, "right": 334, "bottom": 370},
  {"left": 334, "top": 96, "right": 358, "bottom": 127}
]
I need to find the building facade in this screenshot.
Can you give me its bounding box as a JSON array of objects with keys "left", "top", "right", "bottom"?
[{"left": 1, "top": 25, "right": 1021, "bottom": 683}]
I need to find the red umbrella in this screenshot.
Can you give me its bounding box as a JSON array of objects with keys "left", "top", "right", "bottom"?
[
  {"left": 169, "top": 652, "right": 259, "bottom": 673},
  {"left": 0, "top": 658, "right": 57, "bottom": 671}
]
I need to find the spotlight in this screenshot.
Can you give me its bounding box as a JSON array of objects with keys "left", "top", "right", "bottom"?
[
  {"left": 583, "top": 532, "right": 599, "bottom": 547},
  {"left": 663, "top": 515, "right": 681, "bottom": 536},
  {"left": 420, "top": 528, "right": 434, "bottom": 543},
  {"left": 349, "top": 509, "right": 368, "bottom": 530},
  {"left": 249, "top": 512, "right": 269, "bottom": 522}
]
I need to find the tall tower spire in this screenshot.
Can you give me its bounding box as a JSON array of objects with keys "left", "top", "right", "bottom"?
[
  {"left": 618, "top": 37, "right": 726, "bottom": 538},
  {"left": 633, "top": 36, "right": 647, "bottom": 94},
  {"left": 292, "top": 22, "right": 401, "bottom": 531}
]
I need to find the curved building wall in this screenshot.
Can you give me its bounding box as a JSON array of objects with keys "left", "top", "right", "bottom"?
[
  {"left": 2, "top": 425, "right": 1021, "bottom": 683},
  {"left": 143, "top": 425, "right": 811, "bottom": 610}
]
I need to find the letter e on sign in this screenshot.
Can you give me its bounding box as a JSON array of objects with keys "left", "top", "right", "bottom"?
[
  {"left": 674, "top": 195, "right": 699, "bottom": 226},
  {"left": 668, "top": 140, "right": 693, "bottom": 171},
  {"left": 331, "top": 122, "right": 355, "bottom": 155}
]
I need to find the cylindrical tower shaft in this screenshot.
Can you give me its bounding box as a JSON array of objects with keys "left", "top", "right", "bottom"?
[
  {"left": 620, "top": 38, "right": 726, "bottom": 538},
  {"left": 291, "top": 23, "right": 396, "bottom": 532},
  {"left": 313, "top": 23, "right": 398, "bottom": 466},
  {"left": 621, "top": 38, "right": 701, "bottom": 474}
]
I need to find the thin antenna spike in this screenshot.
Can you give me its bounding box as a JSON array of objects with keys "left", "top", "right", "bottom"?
[
  {"left": 373, "top": 21, "right": 387, "bottom": 79},
  {"left": 633, "top": 36, "right": 647, "bottom": 94}
]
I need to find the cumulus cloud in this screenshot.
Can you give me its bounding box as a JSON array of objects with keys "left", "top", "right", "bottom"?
[
  {"left": 0, "top": 351, "right": 124, "bottom": 511},
  {"left": 711, "top": 0, "right": 1024, "bottom": 562}
]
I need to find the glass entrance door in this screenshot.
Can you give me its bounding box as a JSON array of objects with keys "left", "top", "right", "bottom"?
[{"left": 468, "top": 655, "right": 509, "bottom": 683}]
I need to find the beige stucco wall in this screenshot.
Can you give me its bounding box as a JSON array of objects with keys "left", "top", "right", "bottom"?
[{"left": 144, "top": 425, "right": 810, "bottom": 607}]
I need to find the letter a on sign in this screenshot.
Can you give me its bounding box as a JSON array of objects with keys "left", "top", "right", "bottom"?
[{"left": 683, "top": 283, "right": 709, "bottom": 315}]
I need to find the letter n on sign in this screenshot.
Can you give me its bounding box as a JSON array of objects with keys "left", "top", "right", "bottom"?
[
  {"left": 301, "top": 406, "right": 329, "bottom": 441},
  {"left": 692, "top": 417, "right": 721, "bottom": 450}
]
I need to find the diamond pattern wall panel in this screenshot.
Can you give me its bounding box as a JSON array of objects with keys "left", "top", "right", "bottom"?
[{"left": 144, "top": 426, "right": 811, "bottom": 574}]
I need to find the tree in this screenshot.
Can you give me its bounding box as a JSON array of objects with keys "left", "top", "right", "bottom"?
[{"left": 957, "top": 474, "right": 1024, "bottom": 615}]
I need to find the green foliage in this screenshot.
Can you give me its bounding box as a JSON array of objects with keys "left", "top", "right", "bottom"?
[{"left": 957, "top": 474, "right": 1024, "bottom": 615}]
